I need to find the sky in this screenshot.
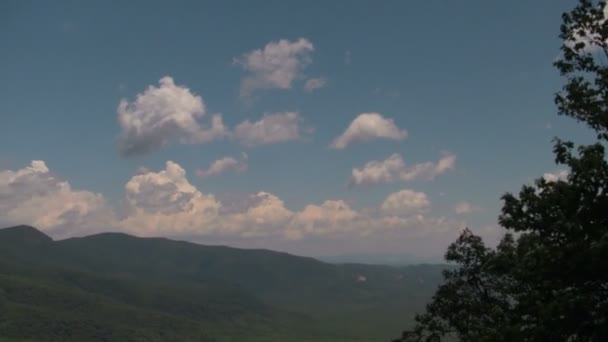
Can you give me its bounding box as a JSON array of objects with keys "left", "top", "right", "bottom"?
[{"left": 0, "top": 0, "right": 593, "bottom": 261}]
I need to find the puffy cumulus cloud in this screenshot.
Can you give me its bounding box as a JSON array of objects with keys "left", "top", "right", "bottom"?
[
  {"left": 303, "top": 77, "right": 326, "bottom": 92},
  {"left": 220, "top": 192, "right": 293, "bottom": 237},
  {"left": 235, "top": 38, "right": 314, "bottom": 97},
  {"left": 0, "top": 161, "right": 114, "bottom": 237},
  {"left": 120, "top": 161, "right": 222, "bottom": 236},
  {"left": 350, "top": 152, "right": 456, "bottom": 186},
  {"left": 381, "top": 189, "right": 430, "bottom": 215},
  {"left": 330, "top": 113, "right": 407, "bottom": 149},
  {"left": 350, "top": 153, "right": 405, "bottom": 186},
  {"left": 234, "top": 112, "right": 308, "bottom": 147},
  {"left": 543, "top": 169, "right": 569, "bottom": 183},
  {"left": 452, "top": 201, "right": 480, "bottom": 215},
  {"left": 117, "top": 76, "right": 227, "bottom": 157},
  {"left": 286, "top": 200, "right": 358, "bottom": 240},
  {"left": 119, "top": 164, "right": 292, "bottom": 238},
  {"left": 196, "top": 153, "right": 248, "bottom": 178}
]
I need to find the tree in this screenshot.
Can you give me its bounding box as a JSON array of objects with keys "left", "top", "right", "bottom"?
[{"left": 395, "top": 1, "right": 608, "bottom": 341}]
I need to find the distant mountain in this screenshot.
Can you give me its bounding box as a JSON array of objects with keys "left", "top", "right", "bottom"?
[
  {"left": 318, "top": 253, "right": 434, "bottom": 266},
  {"left": 0, "top": 225, "right": 446, "bottom": 342},
  {"left": 0, "top": 224, "right": 53, "bottom": 246}
]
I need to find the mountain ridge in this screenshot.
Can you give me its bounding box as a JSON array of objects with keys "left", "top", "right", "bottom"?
[
  {"left": 0, "top": 224, "right": 53, "bottom": 245},
  {"left": 0, "top": 225, "right": 445, "bottom": 341}
]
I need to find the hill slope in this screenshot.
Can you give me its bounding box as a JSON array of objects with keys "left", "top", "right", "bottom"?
[{"left": 0, "top": 226, "right": 445, "bottom": 341}]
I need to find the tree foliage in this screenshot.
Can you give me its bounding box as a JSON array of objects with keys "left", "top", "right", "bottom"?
[{"left": 395, "top": 1, "right": 608, "bottom": 341}]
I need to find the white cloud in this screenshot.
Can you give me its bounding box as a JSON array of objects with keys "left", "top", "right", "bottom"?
[
  {"left": 287, "top": 200, "right": 358, "bottom": 239},
  {"left": 350, "top": 152, "right": 456, "bottom": 186},
  {"left": 121, "top": 165, "right": 291, "bottom": 238},
  {"left": 381, "top": 189, "right": 430, "bottom": 215},
  {"left": 543, "top": 169, "right": 569, "bottom": 183},
  {"left": 117, "top": 76, "right": 227, "bottom": 156},
  {"left": 0, "top": 161, "right": 114, "bottom": 237},
  {"left": 196, "top": 153, "right": 248, "bottom": 178},
  {"left": 114, "top": 162, "right": 459, "bottom": 240},
  {"left": 235, "top": 38, "right": 314, "bottom": 97},
  {"left": 304, "top": 77, "right": 326, "bottom": 92},
  {"left": 220, "top": 192, "right": 293, "bottom": 237},
  {"left": 330, "top": 113, "right": 407, "bottom": 149},
  {"left": 399, "top": 153, "right": 456, "bottom": 182},
  {"left": 1, "top": 161, "right": 464, "bottom": 249},
  {"left": 121, "top": 161, "right": 221, "bottom": 236},
  {"left": 452, "top": 201, "right": 480, "bottom": 215},
  {"left": 234, "top": 112, "right": 307, "bottom": 147},
  {"left": 350, "top": 153, "right": 404, "bottom": 185}
]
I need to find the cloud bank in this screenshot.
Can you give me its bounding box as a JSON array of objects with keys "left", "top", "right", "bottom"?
[{"left": 2, "top": 161, "right": 465, "bottom": 246}]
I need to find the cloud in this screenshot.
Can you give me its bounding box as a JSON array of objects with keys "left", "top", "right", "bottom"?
[
  {"left": 122, "top": 164, "right": 291, "bottom": 238},
  {"left": 350, "top": 154, "right": 404, "bottom": 186},
  {"left": 399, "top": 152, "right": 456, "bottom": 182},
  {"left": 234, "top": 112, "right": 308, "bottom": 147},
  {"left": 350, "top": 152, "right": 456, "bottom": 186},
  {"left": 1, "top": 161, "right": 465, "bottom": 250},
  {"left": 235, "top": 38, "right": 314, "bottom": 97},
  {"left": 196, "top": 153, "right": 248, "bottom": 178},
  {"left": 0, "top": 161, "right": 114, "bottom": 237},
  {"left": 452, "top": 201, "right": 480, "bottom": 215},
  {"left": 287, "top": 200, "right": 358, "bottom": 239},
  {"left": 330, "top": 113, "right": 407, "bottom": 149},
  {"left": 121, "top": 161, "right": 221, "bottom": 236},
  {"left": 543, "top": 169, "right": 569, "bottom": 183},
  {"left": 117, "top": 76, "right": 227, "bottom": 156},
  {"left": 220, "top": 192, "right": 293, "bottom": 237},
  {"left": 304, "top": 77, "right": 326, "bottom": 92},
  {"left": 117, "top": 166, "right": 451, "bottom": 240},
  {"left": 381, "top": 189, "right": 430, "bottom": 215}
]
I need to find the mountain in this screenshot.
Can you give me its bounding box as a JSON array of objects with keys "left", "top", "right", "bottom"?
[
  {"left": 318, "top": 253, "right": 430, "bottom": 266},
  {"left": 0, "top": 226, "right": 446, "bottom": 341}
]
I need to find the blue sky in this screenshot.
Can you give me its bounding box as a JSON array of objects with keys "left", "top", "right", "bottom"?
[{"left": 0, "top": 0, "right": 592, "bottom": 260}]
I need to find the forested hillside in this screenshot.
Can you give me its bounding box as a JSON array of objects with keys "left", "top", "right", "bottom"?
[{"left": 0, "top": 225, "right": 444, "bottom": 342}]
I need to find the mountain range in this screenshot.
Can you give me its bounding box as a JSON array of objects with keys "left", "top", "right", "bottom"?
[{"left": 0, "top": 225, "right": 446, "bottom": 341}]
